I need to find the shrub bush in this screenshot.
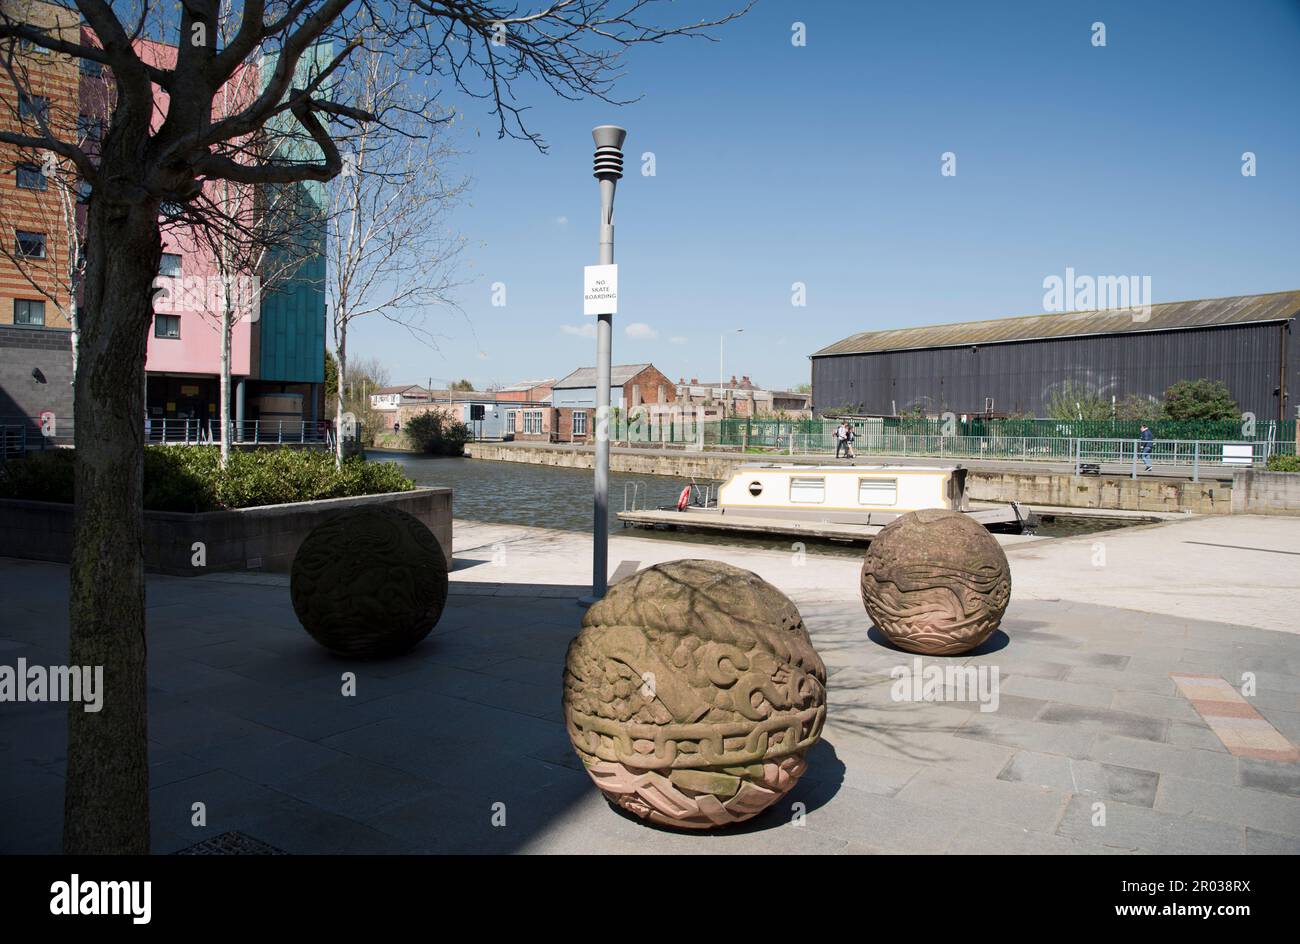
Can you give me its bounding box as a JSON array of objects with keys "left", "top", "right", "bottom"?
[
  {"left": 0, "top": 447, "right": 414, "bottom": 511},
  {"left": 0, "top": 448, "right": 75, "bottom": 503},
  {"left": 404, "top": 410, "right": 470, "bottom": 456},
  {"left": 1266, "top": 454, "right": 1300, "bottom": 473}
]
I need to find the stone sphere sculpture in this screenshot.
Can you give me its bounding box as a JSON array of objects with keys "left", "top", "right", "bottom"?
[
  {"left": 290, "top": 506, "right": 448, "bottom": 658},
  {"left": 563, "top": 559, "right": 826, "bottom": 830},
  {"left": 860, "top": 509, "right": 1011, "bottom": 656}
]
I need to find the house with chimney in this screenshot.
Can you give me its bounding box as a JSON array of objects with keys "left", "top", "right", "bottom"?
[{"left": 513, "top": 363, "right": 675, "bottom": 442}]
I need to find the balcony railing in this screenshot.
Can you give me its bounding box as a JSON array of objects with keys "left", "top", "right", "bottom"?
[{"left": 145, "top": 419, "right": 334, "bottom": 446}]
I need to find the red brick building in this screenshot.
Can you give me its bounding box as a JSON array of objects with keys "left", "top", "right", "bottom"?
[{"left": 518, "top": 363, "right": 676, "bottom": 443}]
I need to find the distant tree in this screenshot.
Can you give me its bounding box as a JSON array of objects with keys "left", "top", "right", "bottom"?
[
  {"left": 323, "top": 350, "right": 339, "bottom": 408},
  {"left": 326, "top": 43, "right": 467, "bottom": 467},
  {"left": 1161, "top": 379, "right": 1238, "bottom": 421},
  {"left": 792, "top": 382, "right": 811, "bottom": 394},
  {"left": 1115, "top": 393, "right": 1161, "bottom": 422},
  {"left": 404, "top": 409, "right": 469, "bottom": 456},
  {"left": 1044, "top": 381, "right": 1112, "bottom": 421},
  {"left": 450, "top": 378, "right": 474, "bottom": 391}
]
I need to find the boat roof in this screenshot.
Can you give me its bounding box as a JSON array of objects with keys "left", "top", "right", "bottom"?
[{"left": 733, "top": 463, "right": 958, "bottom": 473}]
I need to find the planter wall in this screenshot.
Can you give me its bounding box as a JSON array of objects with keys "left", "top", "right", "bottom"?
[{"left": 0, "top": 487, "right": 451, "bottom": 576}]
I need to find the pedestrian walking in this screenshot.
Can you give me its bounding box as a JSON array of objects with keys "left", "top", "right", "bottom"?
[
  {"left": 844, "top": 423, "right": 856, "bottom": 459},
  {"left": 1139, "top": 423, "right": 1154, "bottom": 472},
  {"left": 834, "top": 421, "right": 847, "bottom": 458}
]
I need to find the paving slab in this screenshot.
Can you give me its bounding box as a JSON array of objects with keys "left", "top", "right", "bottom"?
[
  {"left": 1154, "top": 775, "right": 1300, "bottom": 836},
  {"left": 1055, "top": 794, "right": 1248, "bottom": 855},
  {"left": 998, "top": 751, "right": 1160, "bottom": 808}
]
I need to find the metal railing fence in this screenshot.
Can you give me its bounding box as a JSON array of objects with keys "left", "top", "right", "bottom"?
[{"left": 144, "top": 419, "right": 333, "bottom": 447}]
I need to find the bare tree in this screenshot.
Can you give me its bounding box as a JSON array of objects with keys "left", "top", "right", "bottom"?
[
  {"left": 327, "top": 43, "right": 465, "bottom": 464},
  {"left": 175, "top": 0, "right": 323, "bottom": 464},
  {"left": 0, "top": 0, "right": 749, "bottom": 854}
]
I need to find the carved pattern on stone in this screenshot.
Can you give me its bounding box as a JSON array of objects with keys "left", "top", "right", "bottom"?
[
  {"left": 290, "top": 506, "right": 448, "bottom": 658},
  {"left": 860, "top": 509, "right": 1011, "bottom": 656},
  {"left": 564, "top": 559, "right": 826, "bottom": 829}
]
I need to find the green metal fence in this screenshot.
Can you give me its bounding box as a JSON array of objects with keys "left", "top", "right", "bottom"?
[
  {"left": 597, "top": 410, "right": 1297, "bottom": 464},
  {"left": 715, "top": 416, "right": 1298, "bottom": 455}
]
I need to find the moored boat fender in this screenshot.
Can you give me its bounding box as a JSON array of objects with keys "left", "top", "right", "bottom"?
[{"left": 676, "top": 485, "right": 693, "bottom": 511}]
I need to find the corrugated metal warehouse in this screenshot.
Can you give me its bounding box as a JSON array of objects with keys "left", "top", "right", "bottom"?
[{"left": 810, "top": 290, "right": 1299, "bottom": 421}]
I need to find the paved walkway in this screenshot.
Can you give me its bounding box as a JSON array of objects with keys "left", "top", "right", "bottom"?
[{"left": 1, "top": 514, "right": 1298, "bottom": 853}]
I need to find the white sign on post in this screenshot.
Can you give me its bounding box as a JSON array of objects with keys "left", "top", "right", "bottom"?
[{"left": 583, "top": 264, "right": 618, "bottom": 316}]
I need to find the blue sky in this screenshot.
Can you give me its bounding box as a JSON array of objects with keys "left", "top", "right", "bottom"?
[{"left": 347, "top": 0, "right": 1300, "bottom": 392}]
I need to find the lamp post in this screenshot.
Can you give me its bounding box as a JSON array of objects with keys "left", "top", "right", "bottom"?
[
  {"left": 586, "top": 125, "right": 626, "bottom": 604},
  {"left": 720, "top": 328, "right": 743, "bottom": 417}
]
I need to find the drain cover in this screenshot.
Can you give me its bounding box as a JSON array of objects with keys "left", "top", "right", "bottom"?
[{"left": 174, "top": 831, "right": 288, "bottom": 855}]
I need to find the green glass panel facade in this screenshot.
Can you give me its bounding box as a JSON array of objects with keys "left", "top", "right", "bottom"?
[{"left": 257, "top": 46, "right": 330, "bottom": 383}]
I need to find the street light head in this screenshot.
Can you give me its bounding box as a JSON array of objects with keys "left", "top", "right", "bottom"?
[{"left": 592, "top": 125, "right": 626, "bottom": 181}]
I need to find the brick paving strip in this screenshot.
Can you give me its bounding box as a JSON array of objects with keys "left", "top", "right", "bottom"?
[{"left": 1170, "top": 674, "right": 1300, "bottom": 762}]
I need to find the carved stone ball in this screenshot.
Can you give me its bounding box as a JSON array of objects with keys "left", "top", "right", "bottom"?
[
  {"left": 290, "top": 506, "right": 448, "bottom": 658},
  {"left": 564, "top": 559, "right": 827, "bottom": 830},
  {"left": 860, "top": 509, "right": 1011, "bottom": 656}
]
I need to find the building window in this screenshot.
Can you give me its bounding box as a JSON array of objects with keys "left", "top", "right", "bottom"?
[
  {"left": 858, "top": 478, "right": 898, "bottom": 506},
  {"left": 77, "top": 179, "right": 92, "bottom": 203},
  {"left": 19, "top": 93, "right": 50, "bottom": 124},
  {"left": 79, "top": 57, "right": 103, "bottom": 77},
  {"left": 572, "top": 411, "right": 587, "bottom": 436},
  {"left": 789, "top": 476, "right": 826, "bottom": 504},
  {"left": 15, "top": 230, "right": 46, "bottom": 259},
  {"left": 524, "top": 410, "right": 544, "bottom": 435},
  {"left": 154, "top": 314, "right": 181, "bottom": 339},
  {"left": 16, "top": 163, "right": 46, "bottom": 190},
  {"left": 14, "top": 299, "right": 45, "bottom": 326},
  {"left": 159, "top": 253, "right": 182, "bottom": 277}
]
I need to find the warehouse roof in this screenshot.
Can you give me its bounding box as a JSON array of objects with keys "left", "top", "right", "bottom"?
[
  {"left": 811, "top": 290, "right": 1300, "bottom": 357},
  {"left": 554, "top": 364, "right": 651, "bottom": 389}
]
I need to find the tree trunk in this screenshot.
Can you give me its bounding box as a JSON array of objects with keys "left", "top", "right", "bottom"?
[
  {"left": 220, "top": 298, "right": 231, "bottom": 466},
  {"left": 334, "top": 330, "right": 346, "bottom": 467},
  {"left": 63, "top": 191, "right": 160, "bottom": 854}
]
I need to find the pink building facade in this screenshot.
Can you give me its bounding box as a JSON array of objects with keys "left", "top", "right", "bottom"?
[{"left": 81, "top": 32, "right": 267, "bottom": 430}]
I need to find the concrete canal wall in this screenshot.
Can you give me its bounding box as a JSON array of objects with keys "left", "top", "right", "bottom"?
[
  {"left": 465, "top": 442, "right": 1300, "bottom": 515},
  {"left": 0, "top": 487, "right": 452, "bottom": 575},
  {"left": 967, "top": 470, "right": 1229, "bottom": 515},
  {"left": 1230, "top": 470, "right": 1300, "bottom": 516}
]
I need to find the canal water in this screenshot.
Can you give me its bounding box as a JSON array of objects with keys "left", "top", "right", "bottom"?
[{"left": 375, "top": 451, "right": 1147, "bottom": 558}]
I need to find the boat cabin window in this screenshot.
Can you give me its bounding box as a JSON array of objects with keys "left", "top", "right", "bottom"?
[
  {"left": 858, "top": 477, "right": 898, "bottom": 506},
  {"left": 789, "top": 476, "right": 825, "bottom": 504}
]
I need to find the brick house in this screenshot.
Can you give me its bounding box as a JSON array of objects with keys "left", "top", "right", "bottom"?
[
  {"left": 675, "top": 375, "right": 811, "bottom": 418},
  {"left": 493, "top": 378, "right": 554, "bottom": 403},
  {"left": 524, "top": 363, "right": 675, "bottom": 443}
]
